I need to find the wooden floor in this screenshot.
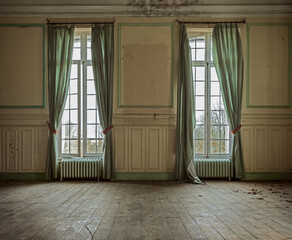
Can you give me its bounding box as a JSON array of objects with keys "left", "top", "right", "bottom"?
[{"left": 0, "top": 180, "right": 291, "bottom": 240}]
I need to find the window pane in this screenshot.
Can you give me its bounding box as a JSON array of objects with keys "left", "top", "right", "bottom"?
[
  {"left": 210, "top": 111, "right": 220, "bottom": 124},
  {"left": 196, "top": 49, "right": 205, "bottom": 61},
  {"left": 62, "top": 140, "right": 69, "bottom": 153},
  {"left": 87, "top": 110, "right": 96, "bottom": 123},
  {"left": 87, "top": 125, "right": 96, "bottom": 139},
  {"left": 196, "top": 37, "right": 205, "bottom": 48},
  {"left": 70, "top": 80, "right": 78, "bottom": 94},
  {"left": 74, "top": 36, "right": 80, "bottom": 47},
  {"left": 220, "top": 141, "right": 229, "bottom": 154},
  {"left": 195, "top": 140, "right": 204, "bottom": 154},
  {"left": 87, "top": 48, "right": 92, "bottom": 60},
  {"left": 97, "top": 140, "right": 103, "bottom": 153},
  {"left": 87, "top": 36, "right": 91, "bottom": 47},
  {"left": 211, "top": 67, "right": 218, "bottom": 81},
  {"left": 62, "top": 110, "right": 69, "bottom": 124},
  {"left": 220, "top": 126, "right": 230, "bottom": 139},
  {"left": 210, "top": 140, "right": 219, "bottom": 154},
  {"left": 72, "top": 48, "right": 80, "bottom": 60},
  {"left": 70, "top": 94, "right": 78, "bottom": 109},
  {"left": 211, "top": 82, "right": 220, "bottom": 96},
  {"left": 70, "top": 140, "right": 78, "bottom": 154},
  {"left": 87, "top": 140, "right": 96, "bottom": 153},
  {"left": 70, "top": 110, "right": 78, "bottom": 124},
  {"left": 71, "top": 64, "right": 78, "bottom": 79},
  {"left": 87, "top": 95, "right": 96, "bottom": 109},
  {"left": 189, "top": 39, "right": 195, "bottom": 48},
  {"left": 195, "top": 67, "right": 205, "bottom": 81},
  {"left": 195, "top": 82, "right": 205, "bottom": 95},
  {"left": 211, "top": 97, "right": 220, "bottom": 110},
  {"left": 64, "top": 98, "right": 69, "bottom": 109},
  {"left": 87, "top": 66, "right": 93, "bottom": 79},
  {"left": 195, "top": 126, "right": 204, "bottom": 139},
  {"left": 97, "top": 125, "right": 103, "bottom": 138},
  {"left": 62, "top": 125, "right": 69, "bottom": 139},
  {"left": 70, "top": 125, "right": 78, "bottom": 139},
  {"left": 210, "top": 126, "right": 219, "bottom": 139},
  {"left": 87, "top": 81, "right": 95, "bottom": 94},
  {"left": 191, "top": 49, "right": 196, "bottom": 61},
  {"left": 195, "top": 96, "right": 204, "bottom": 110},
  {"left": 195, "top": 110, "right": 204, "bottom": 124}
]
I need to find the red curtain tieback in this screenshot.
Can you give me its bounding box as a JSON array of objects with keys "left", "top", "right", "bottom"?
[
  {"left": 103, "top": 125, "right": 113, "bottom": 135},
  {"left": 47, "top": 121, "right": 57, "bottom": 134},
  {"left": 231, "top": 125, "right": 242, "bottom": 135}
]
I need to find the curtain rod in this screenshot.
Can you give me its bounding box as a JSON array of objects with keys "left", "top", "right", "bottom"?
[{"left": 178, "top": 19, "right": 246, "bottom": 25}]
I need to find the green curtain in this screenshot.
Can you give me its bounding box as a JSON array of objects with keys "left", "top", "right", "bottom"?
[
  {"left": 91, "top": 24, "right": 114, "bottom": 180},
  {"left": 46, "top": 25, "right": 75, "bottom": 180},
  {"left": 212, "top": 23, "right": 245, "bottom": 179},
  {"left": 175, "top": 24, "right": 201, "bottom": 183}
]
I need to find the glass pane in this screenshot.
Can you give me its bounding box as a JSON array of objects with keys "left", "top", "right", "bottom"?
[
  {"left": 195, "top": 67, "right": 205, "bottom": 81},
  {"left": 62, "top": 125, "right": 69, "bottom": 139},
  {"left": 87, "top": 110, "right": 96, "bottom": 123},
  {"left": 221, "top": 111, "right": 229, "bottom": 124},
  {"left": 62, "top": 110, "right": 69, "bottom": 124},
  {"left": 220, "top": 141, "right": 229, "bottom": 154},
  {"left": 211, "top": 67, "right": 218, "bottom": 81},
  {"left": 70, "top": 80, "right": 78, "bottom": 94},
  {"left": 87, "top": 36, "right": 91, "bottom": 47},
  {"left": 195, "top": 110, "right": 204, "bottom": 124},
  {"left": 74, "top": 36, "right": 80, "bottom": 47},
  {"left": 64, "top": 98, "right": 69, "bottom": 110},
  {"left": 196, "top": 82, "right": 205, "bottom": 95},
  {"left": 210, "top": 111, "right": 220, "bottom": 124},
  {"left": 191, "top": 49, "right": 196, "bottom": 61},
  {"left": 195, "top": 140, "right": 204, "bottom": 154},
  {"left": 195, "top": 96, "right": 204, "bottom": 110},
  {"left": 87, "top": 81, "right": 95, "bottom": 94},
  {"left": 87, "top": 140, "right": 96, "bottom": 153},
  {"left": 97, "top": 112, "right": 100, "bottom": 124},
  {"left": 72, "top": 48, "right": 80, "bottom": 60},
  {"left": 87, "top": 66, "right": 93, "bottom": 79},
  {"left": 87, "top": 95, "right": 96, "bottom": 109},
  {"left": 211, "top": 82, "right": 220, "bottom": 96},
  {"left": 70, "top": 94, "right": 78, "bottom": 109},
  {"left": 70, "top": 64, "right": 78, "bottom": 79},
  {"left": 220, "top": 126, "right": 230, "bottom": 139},
  {"left": 62, "top": 140, "right": 69, "bottom": 154},
  {"left": 189, "top": 39, "right": 195, "bottom": 48},
  {"left": 196, "top": 49, "right": 205, "bottom": 61},
  {"left": 97, "top": 140, "right": 103, "bottom": 153},
  {"left": 87, "top": 48, "right": 92, "bottom": 60},
  {"left": 196, "top": 37, "right": 205, "bottom": 48},
  {"left": 195, "top": 126, "right": 204, "bottom": 139},
  {"left": 211, "top": 97, "right": 220, "bottom": 110},
  {"left": 210, "top": 140, "right": 219, "bottom": 154},
  {"left": 70, "top": 110, "right": 78, "bottom": 124},
  {"left": 70, "top": 125, "right": 78, "bottom": 139},
  {"left": 87, "top": 125, "right": 96, "bottom": 139},
  {"left": 210, "top": 126, "right": 219, "bottom": 139},
  {"left": 70, "top": 140, "right": 78, "bottom": 154}
]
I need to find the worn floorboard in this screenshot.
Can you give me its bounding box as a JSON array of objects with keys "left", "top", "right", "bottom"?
[{"left": 0, "top": 180, "right": 291, "bottom": 240}]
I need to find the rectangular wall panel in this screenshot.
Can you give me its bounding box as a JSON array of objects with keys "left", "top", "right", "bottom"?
[
  {"left": 146, "top": 127, "right": 162, "bottom": 172},
  {"left": 241, "top": 126, "right": 254, "bottom": 172},
  {"left": 20, "top": 127, "right": 35, "bottom": 172},
  {"left": 164, "top": 127, "right": 176, "bottom": 172},
  {"left": 0, "top": 127, "right": 2, "bottom": 171},
  {"left": 5, "top": 127, "right": 19, "bottom": 172},
  {"left": 114, "top": 126, "right": 129, "bottom": 172},
  {"left": 268, "top": 127, "right": 285, "bottom": 171},
  {"left": 35, "top": 127, "right": 48, "bottom": 172},
  {"left": 129, "top": 127, "right": 145, "bottom": 172},
  {"left": 286, "top": 127, "right": 292, "bottom": 171},
  {"left": 254, "top": 127, "right": 268, "bottom": 172}
]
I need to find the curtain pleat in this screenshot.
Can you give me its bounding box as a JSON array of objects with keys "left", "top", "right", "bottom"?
[
  {"left": 175, "top": 24, "right": 201, "bottom": 183},
  {"left": 212, "top": 23, "right": 245, "bottom": 179},
  {"left": 91, "top": 24, "right": 114, "bottom": 179},
  {"left": 46, "top": 25, "right": 75, "bottom": 180}
]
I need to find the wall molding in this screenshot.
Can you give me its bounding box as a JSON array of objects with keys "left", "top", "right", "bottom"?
[
  {"left": 244, "top": 172, "right": 292, "bottom": 181},
  {"left": 0, "top": 173, "right": 45, "bottom": 181},
  {"left": 112, "top": 172, "right": 175, "bottom": 180}
]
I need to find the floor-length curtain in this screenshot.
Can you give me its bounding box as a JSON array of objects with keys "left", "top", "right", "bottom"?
[
  {"left": 212, "top": 23, "right": 245, "bottom": 179},
  {"left": 175, "top": 24, "right": 201, "bottom": 183},
  {"left": 91, "top": 24, "right": 114, "bottom": 179},
  {"left": 46, "top": 25, "right": 75, "bottom": 180}
]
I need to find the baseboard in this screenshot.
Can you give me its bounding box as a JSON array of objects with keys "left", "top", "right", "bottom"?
[
  {"left": 244, "top": 172, "right": 292, "bottom": 181},
  {"left": 0, "top": 173, "right": 46, "bottom": 181},
  {"left": 112, "top": 172, "right": 175, "bottom": 180}
]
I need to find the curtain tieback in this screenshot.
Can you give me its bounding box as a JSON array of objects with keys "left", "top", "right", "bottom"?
[
  {"left": 231, "top": 125, "right": 242, "bottom": 134},
  {"left": 102, "top": 125, "right": 113, "bottom": 135},
  {"left": 47, "top": 121, "right": 57, "bottom": 134}
]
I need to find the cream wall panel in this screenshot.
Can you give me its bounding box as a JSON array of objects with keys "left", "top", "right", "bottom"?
[
  {"left": 129, "top": 127, "right": 145, "bottom": 172},
  {"left": 254, "top": 127, "right": 268, "bottom": 172},
  {"left": 286, "top": 127, "right": 292, "bottom": 171},
  {"left": 19, "top": 127, "right": 35, "bottom": 172},
  {"left": 35, "top": 127, "right": 48, "bottom": 172},
  {"left": 163, "top": 127, "right": 176, "bottom": 172},
  {"left": 4, "top": 127, "right": 19, "bottom": 172},
  {"left": 146, "top": 127, "right": 162, "bottom": 172},
  {"left": 268, "top": 127, "right": 285, "bottom": 171},
  {"left": 241, "top": 126, "right": 254, "bottom": 172},
  {"left": 114, "top": 126, "right": 129, "bottom": 172}
]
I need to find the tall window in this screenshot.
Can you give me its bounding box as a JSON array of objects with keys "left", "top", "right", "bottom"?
[
  {"left": 59, "top": 29, "right": 103, "bottom": 157},
  {"left": 189, "top": 30, "right": 231, "bottom": 158}
]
